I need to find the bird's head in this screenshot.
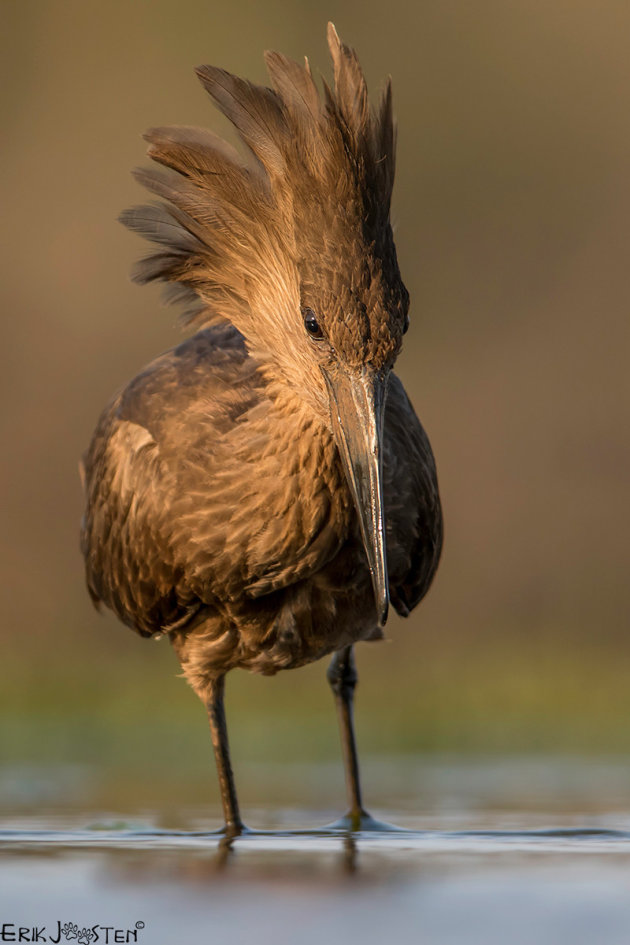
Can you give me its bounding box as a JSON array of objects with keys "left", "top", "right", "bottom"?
[{"left": 122, "top": 24, "right": 409, "bottom": 625}]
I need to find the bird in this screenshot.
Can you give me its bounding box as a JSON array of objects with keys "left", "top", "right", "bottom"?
[{"left": 80, "top": 23, "right": 443, "bottom": 836}]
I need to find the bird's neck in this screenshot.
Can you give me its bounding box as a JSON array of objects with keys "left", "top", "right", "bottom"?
[
  {"left": 248, "top": 344, "right": 331, "bottom": 431},
  {"left": 218, "top": 376, "right": 353, "bottom": 592}
]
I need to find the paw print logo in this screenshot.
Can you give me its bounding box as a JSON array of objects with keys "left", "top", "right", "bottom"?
[
  {"left": 77, "top": 931, "right": 94, "bottom": 945},
  {"left": 61, "top": 924, "right": 79, "bottom": 940}
]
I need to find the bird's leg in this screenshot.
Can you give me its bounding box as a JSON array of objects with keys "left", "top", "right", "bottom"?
[
  {"left": 327, "top": 645, "right": 368, "bottom": 829},
  {"left": 205, "top": 675, "right": 244, "bottom": 836}
]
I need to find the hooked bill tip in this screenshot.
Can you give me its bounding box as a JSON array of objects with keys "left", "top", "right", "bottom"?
[{"left": 378, "top": 597, "right": 389, "bottom": 629}]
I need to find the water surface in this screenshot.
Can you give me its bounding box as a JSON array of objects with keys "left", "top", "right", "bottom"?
[{"left": 2, "top": 757, "right": 630, "bottom": 944}]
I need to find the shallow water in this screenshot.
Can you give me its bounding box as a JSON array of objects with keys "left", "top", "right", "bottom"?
[{"left": 2, "top": 758, "right": 630, "bottom": 944}]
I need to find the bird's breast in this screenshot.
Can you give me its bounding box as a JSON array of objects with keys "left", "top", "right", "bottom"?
[{"left": 167, "top": 396, "right": 356, "bottom": 606}]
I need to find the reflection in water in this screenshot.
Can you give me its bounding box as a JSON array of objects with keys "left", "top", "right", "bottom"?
[
  {"left": 215, "top": 833, "right": 234, "bottom": 872},
  {"left": 2, "top": 822, "right": 630, "bottom": 945},
  {"left": 342, "top": 835, "right": 358, "bottom": 874},
  {"left": 3, "top": 758, "right": 630, "bottom": 944},
  {"left": 90, "top": 829, "right": 364, "bottom": 884}
]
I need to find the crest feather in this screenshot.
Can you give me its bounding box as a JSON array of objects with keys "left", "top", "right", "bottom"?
[
  {"left": 326, "top": 23, "right": 369, "bottom": 140},
  {"left": 122, "top": 25, "right": 398, "bottom": 336},
  {"left": 195, "top": 65, "right": 288, "bottom": 175},
  {"left": 264, "top": 51, "right": 322, "bottom": 126}
]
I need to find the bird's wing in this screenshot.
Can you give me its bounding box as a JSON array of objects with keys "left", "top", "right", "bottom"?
[
  {"left": 383, "top": 374, "right": 443, "bottom": 616},
  {"left": 81, "top": 325, "right": 257, "bottom": 636},
  {"left": 81, "top": 325, "right": 348, "bottom": 636},
  {"left": 81, "top": 411, "right": 191, "bottom": 636}
]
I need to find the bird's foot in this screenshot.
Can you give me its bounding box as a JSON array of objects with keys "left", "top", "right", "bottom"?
[
  {"left": 217, "top": 820, "right": 252, "bottom": 839},
  {"left": 326, "top": 809, "right": 405, "bottom": 833}
]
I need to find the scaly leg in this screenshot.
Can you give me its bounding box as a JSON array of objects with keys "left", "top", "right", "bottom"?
[
  {"left": 327, "top": 646, "right": 368, "bottom": 828},
  {"left": 206, "top": 675, "right": 244, "bottom": 836}
]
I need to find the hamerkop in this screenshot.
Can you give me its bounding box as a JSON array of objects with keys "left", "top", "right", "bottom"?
[{"left": 81, "top": 24, "right": 442, "bottom": 834}]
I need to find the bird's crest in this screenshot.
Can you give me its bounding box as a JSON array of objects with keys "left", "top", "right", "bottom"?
[{"left": 121, "top": 24, "right": 399, "bottom": 352}]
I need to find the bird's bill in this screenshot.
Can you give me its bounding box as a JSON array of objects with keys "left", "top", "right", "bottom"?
[{"left": 322, "top": 366, "right": 390, "bottom": 627}]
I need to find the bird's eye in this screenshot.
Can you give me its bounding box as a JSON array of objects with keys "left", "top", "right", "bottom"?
[{"left": 302, "top": 307, "right": 324, "bottom": 340}]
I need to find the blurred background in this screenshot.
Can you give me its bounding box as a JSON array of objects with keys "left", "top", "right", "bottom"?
[{"left": 1, "top": 0, "right": 629, "bottom": 818}]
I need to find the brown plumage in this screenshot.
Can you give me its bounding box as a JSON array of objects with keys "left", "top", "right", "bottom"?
[{"left": 80, "top": 24, "right": 442, "bottom": 834}]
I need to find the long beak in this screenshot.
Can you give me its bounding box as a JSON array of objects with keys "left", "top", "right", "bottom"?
[{"left": 322, "top": 366, "right": 390, "bottom": 627}]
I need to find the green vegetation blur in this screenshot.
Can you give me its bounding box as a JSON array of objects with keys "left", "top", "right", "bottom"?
[{"left": 2, "top": 0, "right": 630, "bottom": 801}]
